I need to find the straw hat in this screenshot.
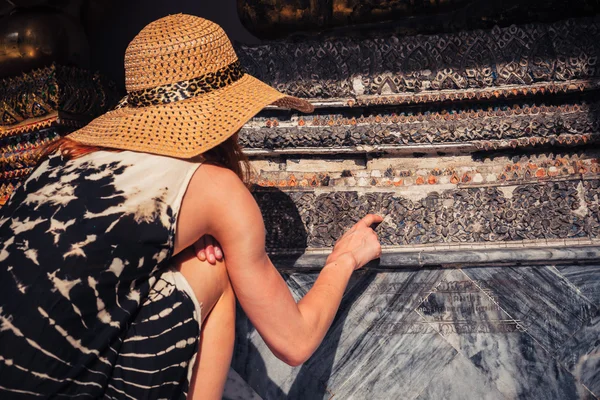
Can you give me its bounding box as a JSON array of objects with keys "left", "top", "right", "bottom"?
[{"left": 67, "top": 14, "right": 314, "bottom": 158}]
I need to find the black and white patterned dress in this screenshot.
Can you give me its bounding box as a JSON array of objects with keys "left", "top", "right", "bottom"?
[{"left": 0, "top": 150, "right": 203, "bottom": 399}]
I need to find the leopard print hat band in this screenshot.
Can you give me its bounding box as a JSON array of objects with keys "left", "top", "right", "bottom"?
[
  {"left": 116, "top": 61, "right": 246, "bottom": 109},
  {"left": 67, "top": 14, "right": 313, "bottom": 159}
]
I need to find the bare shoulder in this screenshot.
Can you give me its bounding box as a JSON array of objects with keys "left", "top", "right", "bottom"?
[
  {"left": 190, "top": 163, "right": 242, "bottom": 190},
  {"left": 187, "top": 164, "right": 257, "bottom": 215},
  {"left": 175, "top": 163, "right": 262, "bottom": 254}
]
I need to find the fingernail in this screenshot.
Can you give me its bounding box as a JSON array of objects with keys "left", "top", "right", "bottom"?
[
  {"left": 215, "top": 248, "right": 223, "bottom": 258},
  {"left": 198, "top": 252, "right": 206, "bottom": 261},
  {"left": 209, "top": 254, "right": 216, "bottom": 263}
]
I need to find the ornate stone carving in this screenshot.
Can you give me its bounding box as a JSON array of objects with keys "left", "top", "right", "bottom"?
[
  {"left": 253, "top": 180, "right": 598, "bottom": 251},
  {"left": 0, "top": 126, "right": 60, "bottom": 205},
  {"left": 252, "top": 189, "right": 310, "bottom": 251},
  {"left": 0, "top": 64, "right": 118, "bottom": 129},
  {"left": 0, "top": 66, "right": 118, "bottom": 207},
  {"left": 236, "top": 17, "right": 600, "bottom": 101},
  {"left": 584, "top": 180, "right": 600, "bottom": 238},
  {"left": 241, "top": 102, "right": 600, "bottom": 151}
]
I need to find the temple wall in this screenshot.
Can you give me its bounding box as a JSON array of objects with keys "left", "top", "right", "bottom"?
[
  {"left": 0, "top": 66, "right": 118, "bottom": 205},
  {"left": 224, "top": 15, "right": 600, "bottom": 400},
  {"left": 236, "top": 17, "right": 600, "bottom": 263}
]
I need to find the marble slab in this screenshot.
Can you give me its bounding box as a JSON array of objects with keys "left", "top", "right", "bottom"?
[
  {"left": 555, "top": 264, "right": 600, "bottom": 306},
  {"left": 276, "top": 245, "right": 600, "bottom": 270},
  {"left": 554, "top": 265, "right": 600, "bottom": 397},
  {"left": 232, "top": 270, "right": 448, "bottom": 399},
  {"left": 415, "top": 353, "right": 506, "bottom": 400},
  {"left": 461, "top": 266, "right": 598, "bottom": 354},
  {"left": 418, "top": 269, "right": 585, "bottom": 399},
  {"left": 229, "top": 265, "right": 600, "bottom": 399},
  {"left": 555, "top": 314, "right": 600, "bottom": 398},
  {"left": 222, "top": 368, "right": 263, "bottom": 400}
]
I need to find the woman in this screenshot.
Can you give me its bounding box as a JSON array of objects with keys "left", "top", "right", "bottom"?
[{"left": 0, "top": 14, "right": 382, "bottom": 399}]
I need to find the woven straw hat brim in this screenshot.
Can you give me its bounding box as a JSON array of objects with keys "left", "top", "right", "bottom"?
[{"left": 67, "top": 74, "right": 313, "bottom": 158}]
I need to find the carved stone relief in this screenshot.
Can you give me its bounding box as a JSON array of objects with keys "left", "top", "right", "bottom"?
[
  {"left": 254, "top": 179, "right": 598, "bottom": 251},
  {"left": 0, "top": 65, "right": 118, "bottom": 128},
  {"left": 584, "top": 180, "right": 600, "bottom": 237},
  {"left": 241, "top": 102, "right": 600, "bottom": 151},
  {"left": 236, "top": 17, "right": 600, "bottom": 100}
]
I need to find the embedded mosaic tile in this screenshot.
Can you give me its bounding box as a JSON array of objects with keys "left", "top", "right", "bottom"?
[{"left": 250, "top": 154, "right": 599, "bottom": 188}]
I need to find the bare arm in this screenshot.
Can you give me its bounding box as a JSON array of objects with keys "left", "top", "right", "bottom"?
[
  {"left": 188, "top": 282, "right": 235, "bottom": 400},
  {"left": 177, "top": 165, "right": 382, "bottom": 366}
]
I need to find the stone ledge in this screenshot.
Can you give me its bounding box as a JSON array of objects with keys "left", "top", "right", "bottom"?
[
  {"left": 260, "top": 79, "right": 600, "bottom": 110},
  {"left": 272, "top": 244, "right": 600, "bottom": 270}
]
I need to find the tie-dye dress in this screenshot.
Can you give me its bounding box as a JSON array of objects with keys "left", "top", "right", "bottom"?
[{"left": 0, "top": 150, "right": 204, "bottom": 399}]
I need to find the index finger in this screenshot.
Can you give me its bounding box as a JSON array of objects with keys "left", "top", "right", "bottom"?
[{"left": 359, "top": 214, "right": 384, "bottom": 227}]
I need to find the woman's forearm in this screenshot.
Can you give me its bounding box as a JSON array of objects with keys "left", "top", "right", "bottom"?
[
  {"left": 290, "top": 253, "right": 355, "bottom": 365},
  {"left": 265, "top": 215, "right": 380, "bottom": 366}
]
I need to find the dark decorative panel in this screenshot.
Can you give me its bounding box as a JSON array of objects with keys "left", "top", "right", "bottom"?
[
  {"left": 254, "top": 179, "right": 598, "bottom": 251},
  {"left": 237, "top": 17, "right": 600, "bottom": 100},
  {"left": 0, "top": 8, "right": 91, "bottom": 78},
  {"left": 0, "top": 64, "right": 118, "bottom": 127},
  {"left": 242, "top": 102, "right": 600, "bottom": 151}
]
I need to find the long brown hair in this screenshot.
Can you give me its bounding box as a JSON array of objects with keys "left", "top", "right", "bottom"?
[
  {"left": 40, "top": 133, "right": 252, "bottom": 184},
  {"left": 201, "top": 133, "right": 251, "bottom": 184}
]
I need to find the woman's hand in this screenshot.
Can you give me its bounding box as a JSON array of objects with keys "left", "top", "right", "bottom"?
[
  {"left": 193, "top": 235, "right": 224, "bottom": 264},
  {"left": 327, "top": 214, "right": 383, "bottom": 270}
]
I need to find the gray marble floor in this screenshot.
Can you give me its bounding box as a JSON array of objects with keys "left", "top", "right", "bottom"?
[{"left": 226, "top": 265, "right": 600, "bottom": 399}]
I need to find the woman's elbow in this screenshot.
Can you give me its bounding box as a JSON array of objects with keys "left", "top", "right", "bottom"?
[
  {"left": 272, "top": 346, "right": 312, "bottom": 367},
  {"left": 265, "top": 329, "right": 320, "bottom": 366},
  {"left": 277, "top": 352, "right": 308, "bottom": 367}
]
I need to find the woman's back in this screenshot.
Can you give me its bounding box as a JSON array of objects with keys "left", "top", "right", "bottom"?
[{"left": 0, "top": 150, "right": 205, "bottom": 398}]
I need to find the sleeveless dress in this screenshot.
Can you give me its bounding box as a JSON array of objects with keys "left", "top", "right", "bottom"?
[{"left": 0, "top": 150, "right": 203, "bottom": 399}]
